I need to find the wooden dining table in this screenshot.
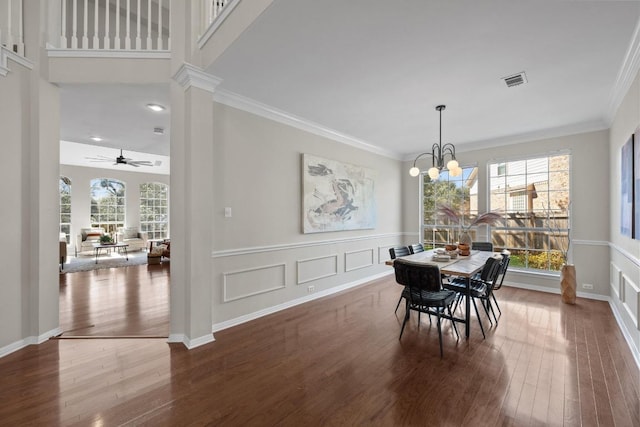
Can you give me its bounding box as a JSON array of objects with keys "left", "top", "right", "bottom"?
[{"left": 385, "top": 249, "right": 497, "bottom": 338}]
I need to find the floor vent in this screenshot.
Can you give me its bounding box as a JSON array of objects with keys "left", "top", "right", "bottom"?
[{"left": 503, "top": 72, "right": 527, "bottom": 87}]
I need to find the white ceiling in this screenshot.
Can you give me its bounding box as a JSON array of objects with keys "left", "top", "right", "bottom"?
[{"left": 60, "top": 0, "right": 640, "bottom": 167}]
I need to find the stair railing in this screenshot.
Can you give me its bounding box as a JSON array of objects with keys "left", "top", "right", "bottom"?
[{"left": 0, "top": 0, "right": 24, "bottom": 56}]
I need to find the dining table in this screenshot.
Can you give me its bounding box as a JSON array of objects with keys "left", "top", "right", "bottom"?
[{"left": 385, "top": 249, "right": 497, "bottom": 338}]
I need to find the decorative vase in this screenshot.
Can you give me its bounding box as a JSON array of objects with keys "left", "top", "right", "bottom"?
[
  {"left": 458, "top": 230, "right": 472, "bottom": 246},
  {"left": 560, "top": 264, "right": 576, "bottom": 304}
]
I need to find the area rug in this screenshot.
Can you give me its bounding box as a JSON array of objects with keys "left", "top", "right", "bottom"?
[{"left": 61, "top": 251, "right": 152, "bottom": 273}]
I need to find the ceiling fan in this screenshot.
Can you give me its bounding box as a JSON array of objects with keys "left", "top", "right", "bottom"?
[{"left": 86, "top": 149, "right": 161, "bottom": 167}]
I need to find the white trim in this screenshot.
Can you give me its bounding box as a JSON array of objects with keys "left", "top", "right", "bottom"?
[
  {"left": 608, "top": 299, "right": 640, "bottom": 371},
  {"left": 606, "top": 16, "right": 640, "bottom": 125},
  {"left": 572, "top": 239, "right": 608, "bottom": 247},
  {"left": 0, "top": 45, "right": 33, "bottom": 77},
  {"left": 197, "top": 0, "right": 242, "bottom": 49},
  {"left": 344, "top": 248, "right": 375, "bottom": 272},
  {"left": 167, "top": 333, "right": 216, "bottom": 349},
  {"left": 223, "top": 263, "right": 287, "bottom": 302},
  {"left": 213, "top": 270, "right": 394, "bottom": 332},
  {"left": 296, "top": 254, "right": 339, "bottom": 285},
  {"left": 211, "top": 233, "right": 403, "bottom": 258},
  {"left": 173, "top": 62, "right": 223, "bottom": 93},
  {"left": 46, "top": 48, "right": 171, "bottom": 59},
  {"left": 0, "top": 327, "right": 62, "bottom": 358},
  {"left": 610, "top": 241, "right": 640, "bottom": 268},
  {"left": 503, "top": 280, "right": 610, "bottom": 301},
  {"left": 213, "top": 88, "right": 401, "bottom": 160}
]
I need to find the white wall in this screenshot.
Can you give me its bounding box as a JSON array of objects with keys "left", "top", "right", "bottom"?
[
  {"left": 60, "top": 163, "right": 169, "bottom": 254},
  {"left": 609, "top": 71, "right": 640, "bottom": 363},
  {"left": 210, "top": 103, "right": 403, "bottom": 326}
]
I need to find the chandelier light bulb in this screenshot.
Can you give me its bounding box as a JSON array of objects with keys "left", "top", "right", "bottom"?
[
  {"left": 428, "top": 167, "right": 440, "bottom": 180},
  {"left": 409, "top": 167, "right": 420, "bottom": 177},
  {"left": 447, "top": 159, "right": 459, "bottom": 170},
  {"left": 450, "top": 166, "right": 462, "bottom": 177}
]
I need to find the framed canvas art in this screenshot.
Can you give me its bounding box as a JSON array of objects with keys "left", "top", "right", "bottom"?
[
  {"left": 302, "top": 154, "right": 376, "bottom": 233},
  {"left": 621, "top": 134, "right": 634, "bottom": 238}
]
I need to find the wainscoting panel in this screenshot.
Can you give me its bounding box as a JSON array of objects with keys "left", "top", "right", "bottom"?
[
  {"left": 610, "top": 262, "right": 621, "bottom": 300},
  {"left": 378, "top": 246, "right": 393, "bottom": 264},
  {"left": 621, "top": 274, "right": 639, "bottom": 328},
  {"left": 345, "top": 248, "right": 375, "bottom": 272},
  {"left": 223, "top": 263, "right": 286, "bottom": 303},
  {"left": 296, "top": 254, "right": 338, "bottom": 285}
]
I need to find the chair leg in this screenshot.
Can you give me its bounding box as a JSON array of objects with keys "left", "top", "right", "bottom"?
[
  {"left": 481, "top": 298, "right": 493, "bottom": 325},
  {"left": 394, "top": 295, "right": 404, "bottom": 313},
  {"left": 447, "top": 304, "right": 459, "bottom": 340},
  {"left": 487, "top": 298, "right": 499, "bottom": 324},
  {"left": 491, "top": 293, "right": 502, "bottom": 315},
  {"left": 399, "top": 306, "right": 410, "bottom": 339},
  {"left": 436, "top": 309, "right": 444, "bottom": 358},
  {"left": 472, "top": 298, "right": 486, "bottom": 339}
]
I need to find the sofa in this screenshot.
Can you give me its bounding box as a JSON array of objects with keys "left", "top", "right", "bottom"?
[
  {"left": 75, "top": 227, "right": 106, "bottom": 256},
  {"left": 116, "top": 227, "right": 148, "bottom": 252}
]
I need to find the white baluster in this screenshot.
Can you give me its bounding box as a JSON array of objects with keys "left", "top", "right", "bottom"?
[
  {"left": 93, "top": 0, "right": 99, "bottom": 48},
  {"left": 6, "top": 0, "right": 13, "bottom": 52},
  {"left": 61, "top": 0, "right": 67, "bottom": 48},
  {"left": 114, "top": 0, "right": 120, "bottom": 49},
  {"left": 17, "top": 0, "right": 23, "bottom": 55},
  {"left": 156, "top": 0, "right": 162, "bottom": 50},
  {"left": 124, "top": 0, "right": 130, "bottom": 49},
  {"left": 104, "top": 0, "right": 110, "bottom": 49},
  {"left": 71, "top": 0, "right": 77, "bottom": 48},
  {"left": 166, "top": 0, "right": 170, "bottom": 50},
  {"left": 135, "top": 0, "right": 141, "bottom": 49},
  {"left": 146, "top": 0, "right": 152, "bottom": 49},
  {"left": 82, "top": 0, "right": 88, "bottom": 48}
]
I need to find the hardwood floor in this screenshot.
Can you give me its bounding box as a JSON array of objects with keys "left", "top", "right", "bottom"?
[{"left": 1, "top": 268, "right": 638, "bottom": 426}]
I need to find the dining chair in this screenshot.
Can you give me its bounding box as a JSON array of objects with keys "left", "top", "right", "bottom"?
[
  {"left": 393, "top": 259, "right": 459, "bottom": 357},
  {"left": 471, "top": 241, "right": 494, "bottom": 252},
  {"left": 444, "top": 255, "right": 502, "bottom": 338},
  {"left": 408, "top": 243, "right": 425, "bottom": 254},
  {"left": 389, "top": 246, "right": 411, "bottom": 313},
  {"left": 490, "top": 250, "right": 511, "bottom": 316}
]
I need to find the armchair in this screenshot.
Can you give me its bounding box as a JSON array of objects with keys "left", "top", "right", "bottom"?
[
  {"left": 75, "top": 227, "right": 106, "bottom": 256},
  {"left": 116, "top": 227, "right": 148, "bottom": 252}
]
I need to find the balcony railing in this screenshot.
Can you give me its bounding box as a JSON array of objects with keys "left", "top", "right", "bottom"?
[
  {"left": 59, "top": 0, "right": 170, "bottom": 51},
  {"left": 0, "top": 0, "right": 24, "bottom": 56}
]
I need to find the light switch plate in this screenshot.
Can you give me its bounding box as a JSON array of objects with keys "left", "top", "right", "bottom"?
[{"left": 224, "top": 207, "right": 232, "bottom": 218}]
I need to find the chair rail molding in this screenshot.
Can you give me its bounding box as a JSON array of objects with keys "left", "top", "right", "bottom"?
[{"left": 0, "top": 44, "right": 32, "bottom": 77}]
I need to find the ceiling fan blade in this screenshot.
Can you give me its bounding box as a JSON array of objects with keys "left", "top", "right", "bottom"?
[
  {"left": 128, "top": 162, "right": 141, "bottom": 167},
  {"left": 85, "top": 156, "right": 112, "bottom": 162},
  {"left": 128, "top": 160, "right": 154, "bottom": 166}
]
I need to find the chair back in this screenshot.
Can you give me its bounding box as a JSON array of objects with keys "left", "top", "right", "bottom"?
[
  {"left": 408, "top": 243, "right": 425, "bottom": 254},
  {"left": 393, "top": 259, "right": 442, "bottom": 293},
  {"left": 472, "top": 241, "right": 494, "bottom": 252},
  {"left": 389, "top": 246, "right": 410, "bottom": 259},
  {"left": 479, "top": 255, "right": 502, "bottom": 285},
  {"left": 494, "top": 250, "right": 511, "bottom": 290}
]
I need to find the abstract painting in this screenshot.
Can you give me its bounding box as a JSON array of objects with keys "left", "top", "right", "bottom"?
[
  {"left": 302, "top": 154, "right": 376, "bottom": 233},
  {"left": 621, "top": 134, "right": 634, "bottom": 238}
]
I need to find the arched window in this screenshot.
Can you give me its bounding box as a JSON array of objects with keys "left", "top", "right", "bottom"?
[
  {"left": 140, "top": 182, "right": 169, "bottom": 239},
  {"left": 90, "top": 178, "right": 126, "bottom": 235},
  {"left": 60, "top": 176, "right": 72, "bottom": 243}
]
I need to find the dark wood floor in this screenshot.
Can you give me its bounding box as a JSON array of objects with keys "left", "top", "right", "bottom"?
[{"left": 1, "top": 266, "right": 638, "bottom": 426}]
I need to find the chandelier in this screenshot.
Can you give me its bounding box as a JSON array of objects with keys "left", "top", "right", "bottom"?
[{"left": 409, "top": 105, "right": 462, "bottom": 179}]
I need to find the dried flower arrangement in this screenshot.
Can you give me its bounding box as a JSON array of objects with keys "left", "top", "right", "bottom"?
[{"left": 436, "top": 204, "right": 503, "bottom": 233}]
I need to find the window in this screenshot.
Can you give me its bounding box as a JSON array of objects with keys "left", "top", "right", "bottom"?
[
  {"left": 421, "top": 166, "right": 479, "bottom": 248},
  {"left": 60, "top": 176, "right": 71, "bottom": 243},
  {"left": 489, "top": 153, "right": 570, "bottom": 272},
  {"left": 90, "top": 178, "right": 125, "bottom": 235},
  {"left": 140, "top": 182, "right": 169, "bottom": 239}
]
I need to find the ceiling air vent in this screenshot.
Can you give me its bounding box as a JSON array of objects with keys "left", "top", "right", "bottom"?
[{"left": 503, "top": 72, "right": 527, "bottom": 87}]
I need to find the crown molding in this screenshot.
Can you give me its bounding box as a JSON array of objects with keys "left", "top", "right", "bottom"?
[
  {"left": 605, "top": 16, "right": 640, "bottom": 125},
  {"left": 173, "top": 63, "right": 223, "bottom": 93},
  {"left": 213, "top": 88, "right": 402, "bottom": 160}
]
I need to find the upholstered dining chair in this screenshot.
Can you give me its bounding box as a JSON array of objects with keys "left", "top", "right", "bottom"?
[
  {"left": 489, "top": 250, "right": 511, "bottom": 316},
  {"left": 390, "top": 246, "right": 411, "bottom": 313},
  {"left": 408, "top": 243, "right": 425, "bottom": 254},
  {"left": 444, "top": 255, "right": 502, "bottom": 339},
  {"left": 393, "top": 259, "right": 459, "bottom": 357}
]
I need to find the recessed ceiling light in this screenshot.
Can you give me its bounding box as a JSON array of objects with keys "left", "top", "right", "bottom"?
[
  {"left": 90, "top": 136, "right": 103, "bottom": 142},
  {"left": 146, "top": 103, "right": 165, "bottom": 112}
]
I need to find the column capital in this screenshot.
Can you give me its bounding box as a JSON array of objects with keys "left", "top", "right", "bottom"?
[{"left": 173, "top": 63, "right": 222, "bottom": 93}]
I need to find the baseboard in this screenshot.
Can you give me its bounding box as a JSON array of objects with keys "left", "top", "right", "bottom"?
[
  {"left": 213, "top": 270, "right": 394, "bottom": 332},
  {"left": 0, "top": 326, "right": 63, "bottom": 358},
  {"left": 503, "top": 281, "right": 610, "bottom": 301},
  {"left": 608, "top": 300, "right": 640, "bottom": 371},
  {"left": 167, "top": 333, "right": 216, "bottom": 349}
]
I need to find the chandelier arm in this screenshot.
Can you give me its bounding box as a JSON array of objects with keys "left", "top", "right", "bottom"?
[
  {"left": 412, "top": 152, "right": 436, "bottom": 168},
  {"left": 441, "top": 143, "right": 457, "bottom": 159}
]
